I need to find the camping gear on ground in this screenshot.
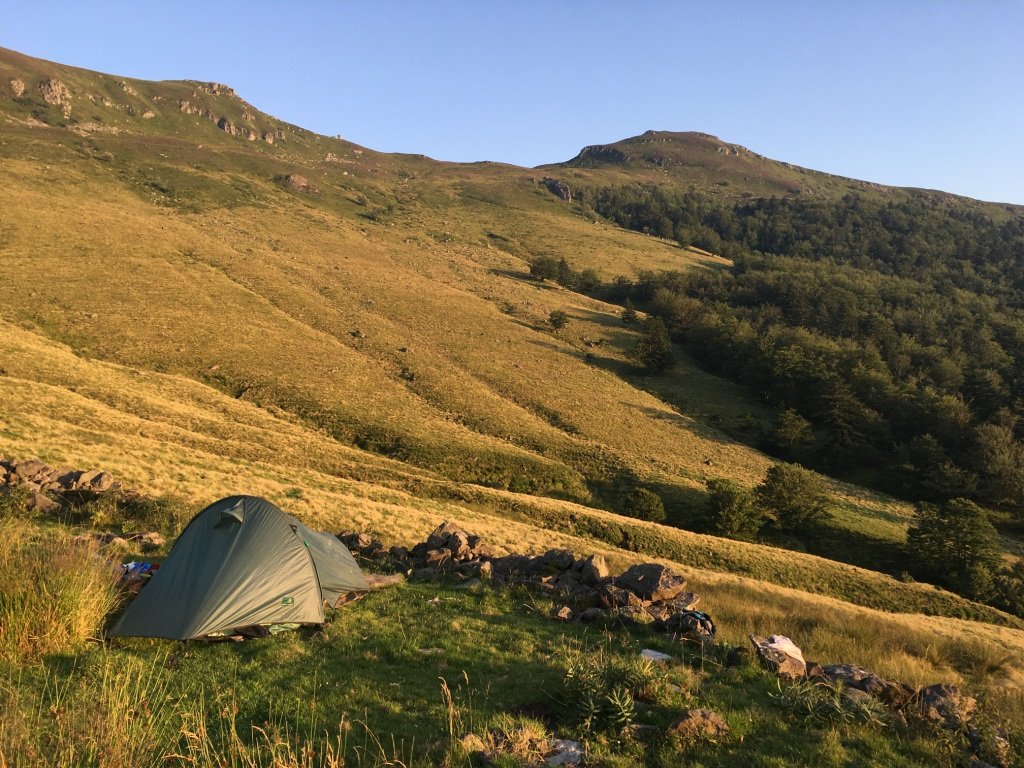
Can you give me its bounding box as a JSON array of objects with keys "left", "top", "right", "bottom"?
[{"left": 108, "top": 495, "right": 368, "bottom": 640}]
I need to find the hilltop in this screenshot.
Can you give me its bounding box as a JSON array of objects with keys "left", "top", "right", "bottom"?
[{"left": 1, "top": 47, "right": 1023, "bottom": 766}]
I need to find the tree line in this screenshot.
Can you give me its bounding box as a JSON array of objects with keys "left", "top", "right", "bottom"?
[{"left": 565, "top": 184, "right": 1024, "bottom": 508}]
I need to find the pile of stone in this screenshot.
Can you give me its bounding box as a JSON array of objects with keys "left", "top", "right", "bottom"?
[
  {"left": 1, "top": 456, "right": 122, "bottom": 513},
  {"left": 748, "top": 633, "right": 1007, "bottom": 761},
  {"left": 339, "top": 521, "right": 711, "bottom": 645}
]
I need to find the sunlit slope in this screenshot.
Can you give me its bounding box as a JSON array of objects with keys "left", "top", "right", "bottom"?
[{"left": 0, "top": 125, "right": 773, "bottom": 503}]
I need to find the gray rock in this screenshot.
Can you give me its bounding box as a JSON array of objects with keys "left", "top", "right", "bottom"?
[
  {"left": 425, "top": 548, "right": 453, "bottom": 568},
  {"left": 750, "top": 635, "right": 807, "bottom": 681},
  {"left": 822, "top": 663, "right": 916, "bottom": 708},
  {"left": 426, "top": 521, "right": 461, "bottom": 550},
  {"left": 280, "top": 174, "right": 315, "bottom": 193},
  {"left": 917, "top": 684, "right": 977, "bottom": 729},
  {"left": 28, "top": 492, "right": 60, "bottom": 515},
  {"left": 545, "top": 738, "right": 583, "bottom": 766},
  {"left": 596, "top": 583, "right": 645, "bottom": 610},
  {"left": 542, "top": 177, "right": 572, "bottom": 202},
  {"left": 38, "top": 78, "right": 70, "bottom": 108},
  {"left": 647, "top": 592, "right": 700, "bottom": 622},
  {"left": 578, "top": 607, "right": 607, "bottom": 623},
  {"left": 579, "top": 554, "right": 609, "bottom": 586},
  {"left": 616, "top": 563, "right": 688, "bottom": 602},
  {"left": 79, "top": 470, "right": 114, "bottom": 492},
  {"left": 554, "top": 605, "right": 574, "bottom": 621},
  {"left": 13, "top": 459, "right": 46, "bottom": 481}
]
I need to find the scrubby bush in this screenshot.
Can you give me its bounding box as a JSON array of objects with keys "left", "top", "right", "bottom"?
[
  {"left": 548, "top": 310, "right": 569, "bottom": 330},
  {"left": 0, "top": 486, "right": 35, "bottom": 519},
  {"left": 0, "top": 525, "right": 121, "bottom": 663}
]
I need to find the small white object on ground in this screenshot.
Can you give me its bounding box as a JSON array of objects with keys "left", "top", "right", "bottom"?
[
  {"left": 546, "top": 738, "right": 584, "bottom": 766},
  {"left": 641, "top": 648, "right": 673, "bottom": 662}
]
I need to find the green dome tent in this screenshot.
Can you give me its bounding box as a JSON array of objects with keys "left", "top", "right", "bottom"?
[{"left": 108, "top": 495, "right": 369, "bottom": 640}]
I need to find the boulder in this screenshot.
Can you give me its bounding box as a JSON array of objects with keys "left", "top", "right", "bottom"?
[
  {"left": 78, "top": 469, "right": 114, "bottom": 492},
  {"left": 666, "top": 611, "right": 716, "bottom": 647},
  {"left": 647, "top": 592, "right": 700, "bottom": 623},
  {"left": 28, "top": 492, "right": 60, "bottom": 515},
  {"left": 10, "top": 78, "right": 25, "bottom": 98},
  {"left": 822, "top": 664, "right": 916, "bottom": 709},
  {"left": 578, "top": 607, "right": 607, "bottom": 623},
  {"left": 537, "top": 548, "right": 575, "bottom": 573},
  {"left": 578, "top": 554, "right": 609, "bottom": 586},
  {"left": 916, "top": 684, "right": 977, "bottom": 729},
  {"left": 615, "top": 563, "right": 688, "bottom": 602},
  {"left": 667, "top": 708, "right": 730, "bottom": 741},
  {"left": 596, "top": 583, "right": 645, "bottom": 610},
  {"left": 750, "top": 635, "right": 807, "bottom": 681},
  {"left": 13, "top": 459, "right": 46, "bottom": 481},
  {"left": 280, "top": 173, "right": 315, "bottom": 193},
  {"left": 424, "top": 548, "right": 453, "bottom": 568},
  {"left": 542, "top": 177, "right": 572, "bottom": 202},
  {"left": 426, "top": 521, "right": 461, "bottom": 550},
  {"left": 38, "top": 78, "right": 70, "bottom": 106},
  {"left": 554, "top": 605, "right": 574, "bottom": 621}
]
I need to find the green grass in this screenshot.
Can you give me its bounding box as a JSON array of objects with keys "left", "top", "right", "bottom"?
[{"left": 2, "top": 559, "right": 1015, "bottom": 767}]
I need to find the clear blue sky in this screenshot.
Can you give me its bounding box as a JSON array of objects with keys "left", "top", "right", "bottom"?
[{"left": 4, "top": 2, "right": 1023, "bottom": 204}]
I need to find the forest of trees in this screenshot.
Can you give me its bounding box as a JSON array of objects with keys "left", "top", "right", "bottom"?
[
  {"left": 570, "top": 184, "right": 1024, "bottom": 509},
  {"left": 533, "top": 184, "right": 1024, "bottom": 615}
]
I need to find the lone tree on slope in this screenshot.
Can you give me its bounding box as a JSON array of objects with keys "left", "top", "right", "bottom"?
[{"left": 907, "top": 497, "right": 1001, "bottom": 600}]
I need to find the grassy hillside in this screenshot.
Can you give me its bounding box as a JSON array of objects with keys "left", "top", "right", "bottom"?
[{"left": 2, "top": 47, "right": 1023, "bottom": 765}]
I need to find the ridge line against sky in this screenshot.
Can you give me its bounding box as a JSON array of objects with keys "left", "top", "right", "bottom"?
[{"left": 4, "top": 1, "right": 1023, "bottom": 205}]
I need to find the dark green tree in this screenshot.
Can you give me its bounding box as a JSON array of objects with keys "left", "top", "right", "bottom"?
[
  {"left": 755, "top": 462, "right": 831, "bottom": 532},
  {"left": 631, "top": 317, "right": 674, "bottom": 373},
  {"left": 621, "top": 487, "right": 666, "bottom": 523},
  {"left": 704, "top": 478, "right": 763, "bottom": 538},
  {"left": 621, "top": 298, "right": 639, "bottom": 325},
  {"left": 772, "top": 408, "right": 814, "bottom": 460},
  {"left": 907, "top": 498, "right": 1001, "bottom": 600},
  {"left": 556, "top": 257, "right": 575, "bottom": 288},
  {"left": 992, "top": 560, "right": 1024, "bottom": 618}
]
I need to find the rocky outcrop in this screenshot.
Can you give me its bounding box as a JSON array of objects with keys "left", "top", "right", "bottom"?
[
  {"left": 38, "top": 77, "right": 72, "bottom": 118},
  {"left": 339, "top": 521, "right": 707, "bottom": 645},
  {"left": 916, "top": 684, "right": 977, "bottom": 730},
  {"left": 217, "top": 116, "right": 238, "bottom": 136},
  {"left": 1, "top": 457, "right": 123, "bottom": 497},
  {"left": 280, "top": 174, "right": 315, "bottom": 193},
  {"left": 543, "top": 177, "right": 572, "bottom": 201},
  {"left": 9, "top": 78, "right": 25, "bottom": 98},
  {"left": 117, "top": 80, "right": 138, "bottom": 96},
  {"left": 178, "top": 99, "right": 278, "bottom": 144},
  {"left": 38, "top": 77, "right": 70, "bottom": 106}
]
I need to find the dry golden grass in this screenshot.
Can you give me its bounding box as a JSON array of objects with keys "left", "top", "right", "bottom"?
[{"left": 2, "top": 322, "right": 1022, "bottom": 725}]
